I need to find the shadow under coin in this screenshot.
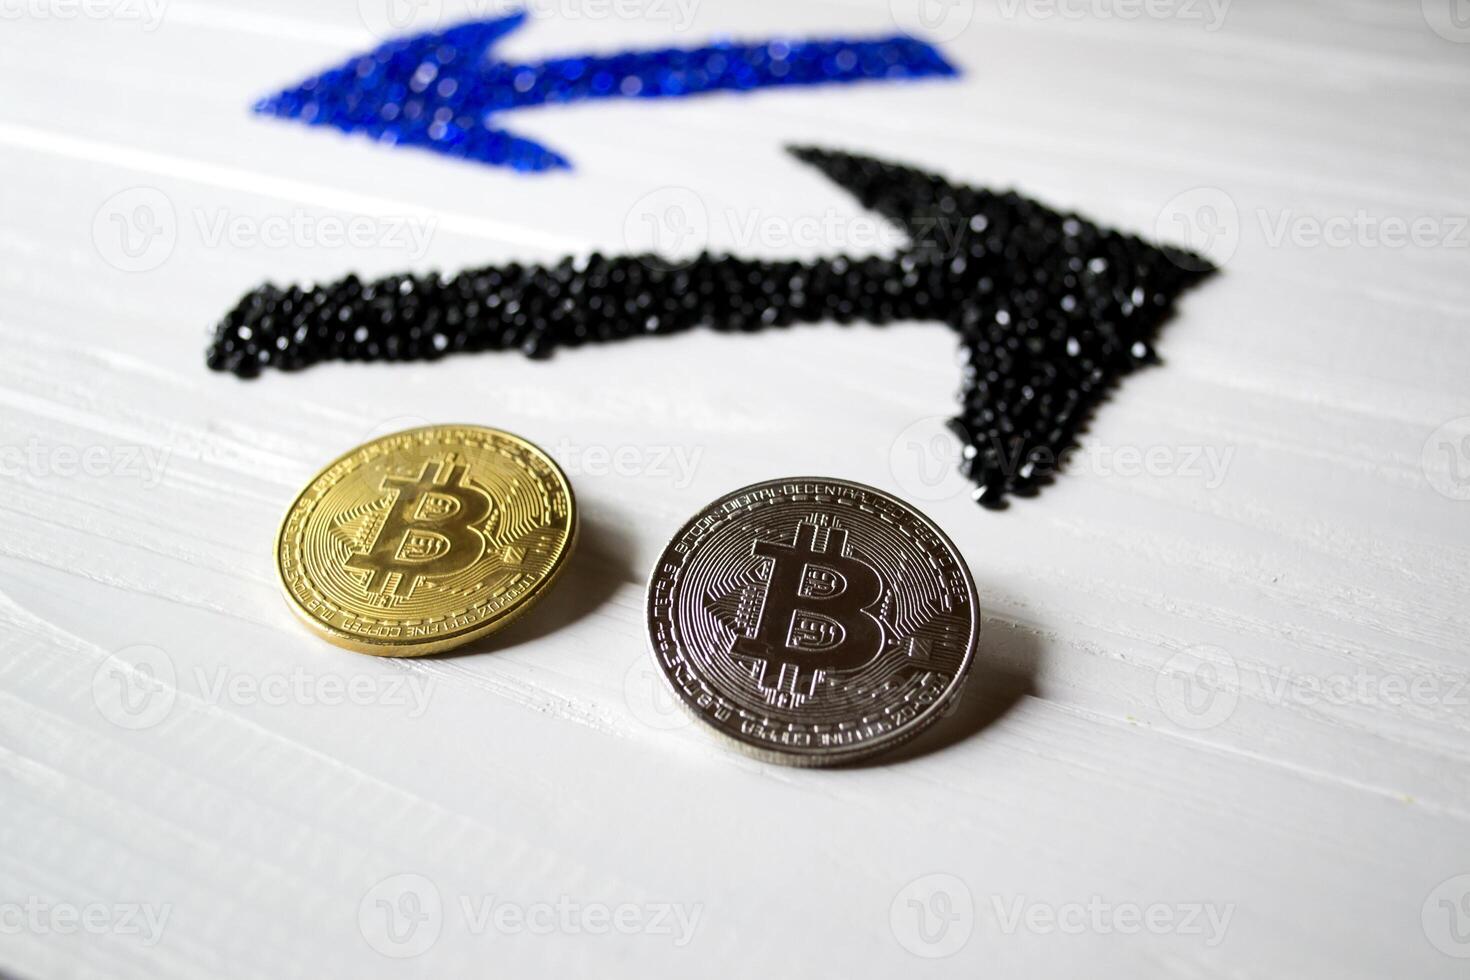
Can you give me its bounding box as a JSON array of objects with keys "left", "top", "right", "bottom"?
[
  {"left": 452, "top": 507, "right": 637, "bottom": 656},
  {"left": 844, "top": 608, "right": 1044, "bottom": 767}
]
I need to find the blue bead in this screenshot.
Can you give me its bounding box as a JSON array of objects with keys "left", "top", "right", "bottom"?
[{"left": 253, "top": 9, "right": 958, "bottom": 173}]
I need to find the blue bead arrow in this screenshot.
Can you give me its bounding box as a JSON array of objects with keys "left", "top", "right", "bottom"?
[{"left": 253, "top": 11, "right": 959, "bottom": 173}]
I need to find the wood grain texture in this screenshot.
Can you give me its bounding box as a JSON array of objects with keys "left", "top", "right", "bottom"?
[{"left": 1, "top": 1, "right": 1468, "bottom": 977}]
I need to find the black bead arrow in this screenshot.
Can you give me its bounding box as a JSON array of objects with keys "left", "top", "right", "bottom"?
[{"left": 207, "top": 147, "right": 1214, "bottom": 505}]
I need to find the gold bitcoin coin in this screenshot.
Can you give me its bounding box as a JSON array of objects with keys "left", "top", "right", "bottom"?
[{"left": 276, "top": 425, "right": 576, "bottom": 656}]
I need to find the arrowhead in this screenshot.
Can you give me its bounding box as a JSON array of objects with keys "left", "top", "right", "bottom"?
[
  {"left": 788, "top": 145, "right": 1214, "bottom": 504},
  {"left": 253, "top": 13, "right": 958, "bottom": 173},
  {"left": 253, "top": 10, "right": 571, "bottom": 172},
  {"left": 207, "top": 147, "right": 1215, "bottom": 506}
]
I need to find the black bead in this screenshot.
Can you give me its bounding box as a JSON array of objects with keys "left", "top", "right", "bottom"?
[{"left": 204, "top": 146, "right": 1213, "bottom": 506}]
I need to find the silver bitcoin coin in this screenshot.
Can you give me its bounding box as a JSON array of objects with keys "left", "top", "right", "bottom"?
[{"left": 645, "top": 477, "right": 980, "bottom": 765}]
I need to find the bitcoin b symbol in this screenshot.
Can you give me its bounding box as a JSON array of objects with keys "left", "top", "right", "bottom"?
[
  {"left": 735, "top": 520, "right": 886, "bottom": 699},
  {"left": 345, "top": 456, "right": 494, "bottom": 599}
]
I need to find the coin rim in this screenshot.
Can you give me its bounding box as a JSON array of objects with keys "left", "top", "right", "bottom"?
[
  {"left": 643, "top": 476, "right": 980, "bottom": 766},
  {"left": 276, "top": 424, "right": 578, "bottom": 657}
]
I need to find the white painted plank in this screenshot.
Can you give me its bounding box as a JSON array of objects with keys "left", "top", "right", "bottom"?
[{"left": 1, "top": 0, "right": 1468, "bottom": 977}]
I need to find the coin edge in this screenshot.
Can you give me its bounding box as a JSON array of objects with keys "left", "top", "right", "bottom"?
[
  {"left": 643, "top": 475, "right": 980, "bottom": 766},
  {"left": 275, "top": 424, "right": 578, "bottom": 657}
]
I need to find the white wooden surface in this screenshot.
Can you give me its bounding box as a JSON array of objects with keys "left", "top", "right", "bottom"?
[{"left": 3, "top": 1, "right": 1469, "bottom": 977}]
